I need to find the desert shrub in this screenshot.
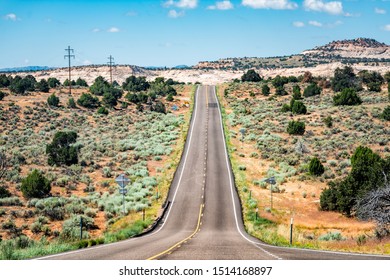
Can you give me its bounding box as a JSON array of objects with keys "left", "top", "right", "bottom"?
[
  {"left": 281, "top": 104, "right": 290, "bottom": 113},
  {"left": 60, "top": 215, "right": 94, "bottom": 240},
  {"left": 46, "top": 131, "right": 78, "bottom": 166},
  {"left": 77, "top": 93, "right": 100, "bottom": 108},
  {"left": 47, "top": 94, "right": 60, "bottom": 107},
  {"left": 97, "top": 106, "right": 109, "bottom": 115},
  {"left": 291, "top": 100, "right": 307, "bottom": 114},
  {"left": 309, "top": 157, "right": 325, "bottom": 176},
  {"left": 359, "top": 70, "right": 384, "bottom": 92},
  {"left": 0, "top": 196, "right": 23, "bottom": 206},
  {"left": 0, "top": 186, "right": 11, "bottom": 199},
  {"left": 241, "top": 70, "right": 262, "bottom": 82},
  {"left": 30, "top": 221, "right": 43, "bottom": 234},
  {"left": 102, "top": 92, "right": 117, "bottom": 107},
  {"left": 331, "top": 66, "right": 361, "bottom": 92},
  {"left": 333, "top": 88, "right": 362, "bottom": 106},
  {"left": 287, "top": 120, "right": 305, "bottom": 135},
  {"left": 275, "top": 86, "right": 287, "bottom": 96},
  {"left": 47, "top": 77, "right": 60, "bottom": 88},
  {"left": 292, "top": 85, "right": 302, "bottom": 99},
  {"left": 381, "top": 106, "right": 390, "bottom": 121},
  {"left": 318, "top": 231, "right": 345, "bottom": 241},
  {"left": 149, "top": 80, "right": 176, "bottom": 97},
  {"left": 323, "top": 116, "right": 333, "bottom": 128},
  {"left": 37, "top": 79, "right": 50, "bottom": 93},
  {"left": 0, "top": 240, "right": 15, "bottom": 260},
  {"left": 21, "top": 169, "right": 51, "bottom": 199},
  {"left": 303, "top": 83, "right": 321, "bottom": 97},
  {"left": 0, "top": 74, "right": 11, "bottom": 87},
  {"left": 67, "top": 98, "right": 76, "bottom": 108},
  {"left": 320, "top": 146, "right": 389, "bottom": 216},
  {"left": 76, "top": 78, "right": 88, "bottom": 87},
  {"left": 0, "top": 91, "right": 5, "bottom": 101},
  {"left": 166, "top": 93, "right": 174, "bottom": 101},
  {"left": 151, "top": 101, "right": 166, "bottom": 114},
  {"left": 272, "top": 75, "right": 289, "bottom": 88},
  {"left": 356, "top": 234, "right": 367, "bottom": 246},
  {"left": 89, "top": 76, "right": 109, "bottom": 96},
  {"left": 262, "top": 84, "right": 270, "bottom": 96},
  {"left": 122, "top": 76, "right": 150, "bottom": 92}
]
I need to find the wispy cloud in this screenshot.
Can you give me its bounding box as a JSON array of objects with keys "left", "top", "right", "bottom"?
[
  {"left": 164, "top": 0, "right": 198, "bottom": 9},
  {"left": 168, "top": 9, "right": 185, "bottom": 18},
  {"left": 303, "top": 0, "right": 343, "bottom": 15},
  {"left": 293, "top": 21, "right": 305, "bottom": 27},
  {"left": 375, "top": 8, "right": 386, "bottom": 14},
  {"left": 4, "top": 13, "right": 19, "bottom": 21},
  {"left": 208, "top": 1, "right": 234, "bottom": 10},
  {"left": 384, "top": 24, "right": 390, "bottom": 31},
  {"left": 242, "top": 0, "right": 298, "bottom": 10},
  {"left": 92, "top": 28, "right": 101, "bottom": 33},
  {"left": 309, "top": 20, "right": 323, "bottom": 27},
  {"left": 107, "top": 27, "right": 120, "bottom": 33}
]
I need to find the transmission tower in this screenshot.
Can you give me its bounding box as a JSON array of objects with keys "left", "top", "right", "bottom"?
[
  {"left": 64, "top": 46, "right": 75, "bottom": 94},
  {"left": 107, "top": 55, "right": 115, "bottom": 84}
]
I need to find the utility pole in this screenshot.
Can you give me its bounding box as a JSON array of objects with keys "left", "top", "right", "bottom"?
[
  {"left": 107, "top": 55, "right": 115, "bottom": 85},
  {"left": 64, "top": 46, "right": 75, "bottom": 94}
]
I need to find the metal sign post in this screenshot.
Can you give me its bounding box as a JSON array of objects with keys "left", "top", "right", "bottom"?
[
  {"left": 115, "top": 174, "right": 131, "bottom": 215},
  {"left": 255, "top": 207, "right": 259, "bottom": 221}
]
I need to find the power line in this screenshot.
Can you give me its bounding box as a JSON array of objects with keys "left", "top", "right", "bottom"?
[
  {"left": 107, "top": 55, "right": 115, "bottom": 84},
  {"left": 64, "top": 46, "right": 75, "bottom": 94}
]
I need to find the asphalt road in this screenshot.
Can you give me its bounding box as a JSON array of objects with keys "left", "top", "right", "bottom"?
[{"left": 39, "top": 85, "right": 390, "bottom": 260}]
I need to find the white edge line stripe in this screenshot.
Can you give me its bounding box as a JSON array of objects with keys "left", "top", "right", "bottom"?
[{"left": 36, "top": 86, "right": 201, "bottom": 260}]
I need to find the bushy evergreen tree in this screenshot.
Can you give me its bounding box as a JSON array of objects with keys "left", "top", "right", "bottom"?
[
  {"left": 46, "top": 131, "right": 78, "bottom": 166},
  {"left": 21, "top": 169, "right": 51, "bottom": 198}
]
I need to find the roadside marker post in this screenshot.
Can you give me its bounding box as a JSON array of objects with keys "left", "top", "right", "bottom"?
[
  {"left": 115, "top": 174, "right": 131, "bottom": 215},
  {"left": 290, "top": 217, "right": 294, "bottom": 246},
  {"left": 263, "top": 176, "right": 276, "bottom": 210},
  {"left": 80, "top": 216, "right": 83, "bottom": 240},
  {"left": 255, "top": 207, "right": 258, "bottom": 221}
]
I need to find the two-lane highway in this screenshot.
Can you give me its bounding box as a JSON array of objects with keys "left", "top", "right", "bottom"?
[{"left": 39, "top": 85, "right": 390, "bottom": 260}]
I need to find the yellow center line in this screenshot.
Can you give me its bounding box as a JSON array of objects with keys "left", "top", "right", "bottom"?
[{"left": 147, "top": 203, "right": 204, "bottom": 260}]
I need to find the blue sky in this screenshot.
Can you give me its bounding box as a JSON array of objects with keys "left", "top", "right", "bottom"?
[{"left": 1, "top": 0, "right": 389, "bottom": 68}]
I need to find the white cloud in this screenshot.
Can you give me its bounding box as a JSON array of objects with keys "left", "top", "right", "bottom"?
[
  {"left": 168, "top": 9, "right": 185, "bottom": 18},
  {"left": 375, "top": 8, "right": 386, "bottom": 14},
  {"left": 4, "top": 13, "right": 19, "bottom": 21},
  {"left": 293, "top": 21, "right": 305, "bottom": 27},
  {"left": 83, "top": 60, "right": 92, "bottom": 65},
  {"left": 92, "top": 28, "right": 101, "bottom": 33},
  {"left": 309, "top": 20, "right": 323, "bottom": 27},
  {"left": 242, "top": 0, "right": 298, "bottom": 10},
  {"left": 107, "top": 27, "right": 120, "bottom": 33},
  {"left": 303, "top": 0, "right": 343, "bottom": 15},
  {"left": 208, "top": 1, "right": 234, "bottom": 10},
  {"left": 164, "top": 0, "right": 198, "bottom": 9},
  {"left": 384, "top": 24, "right": 390, "bottom": 31}
]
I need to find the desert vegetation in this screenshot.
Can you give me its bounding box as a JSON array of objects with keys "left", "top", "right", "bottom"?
[
  {"left": 0, "top": 74, "right": 193, "bottom": 259},
  {"left": 219, "top": 67, "right": 390, "bottom": 254}
]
